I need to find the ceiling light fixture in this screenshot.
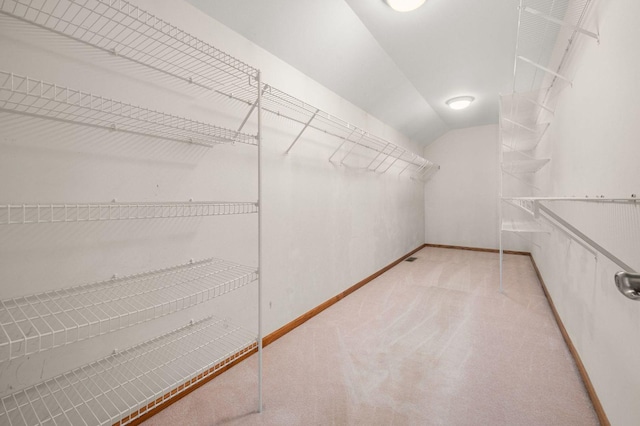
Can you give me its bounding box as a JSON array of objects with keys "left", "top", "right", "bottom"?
[
  {"left": 446, "top": 96, "right": 475, "bottom": 110},
  {"left": 385, "top": 0, "right": 426, "bottom": 12}
]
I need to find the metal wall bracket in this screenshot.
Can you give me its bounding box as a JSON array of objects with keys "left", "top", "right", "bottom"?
[
  {"left": 517, "top": 56, "right": 573, "bottom": 86},
  {"left": 615, "top": 272, "right": 640, "bottom": 300},
  {"left": 285, "top": 109, "right": 319, "bottom": 154}
]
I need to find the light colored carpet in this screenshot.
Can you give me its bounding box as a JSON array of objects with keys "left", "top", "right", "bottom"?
[{"left": 143, "top": 247, "right": 599, "bottom": 425}]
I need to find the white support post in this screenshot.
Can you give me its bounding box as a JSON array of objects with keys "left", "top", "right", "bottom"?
[{"left": 256, "top": 71, "right": 263, "bottom": 414}]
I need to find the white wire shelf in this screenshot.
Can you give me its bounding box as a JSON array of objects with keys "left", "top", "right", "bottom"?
[
  {"left": 513, "top": 0, "right": 597, "bottom": 93},
  {"left": 502, "top": 219, "right": 549, "bottom": 234},
  {"left": 501, "top": 89, "right": 556, "bottom": 122},
  {"left": 501, "top": 120, "right": 549, "bottom": 152},
  {"left": 502, "top": 198, "right": 537, "bottom": 216},
  {"left": 0, "top": 0, "right": 435, "bottom": 180},
  {"left": 0, "top": 0, "right": 258, "bottom": 91},
  {"left": 500, "top": 89, "right": 553, "bottom": 151},
  {"left": 502, "top": 158, "right": 550, "bottom": 174},
  {"left": 261, "top": 85, "right": 435, "bottom": 174},
  {"left": 0, "top": 315, "right": 257, "bottom": 426},
  {"left": 0, "top": 71, "right": 257, "bottom": 147},
  {"left": 0, "top": 257, "right": 258, "bottom": 362},
  {"left": 0, "top": 201, "right": 258, "bottom": 225},
  {"left": 222, "top": 83, "right": 438, "bottom": 178}
]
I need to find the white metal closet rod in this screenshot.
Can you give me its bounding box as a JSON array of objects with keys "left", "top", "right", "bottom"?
[{"left": 537, "top": 203, "right": 636, "bottom": 273}]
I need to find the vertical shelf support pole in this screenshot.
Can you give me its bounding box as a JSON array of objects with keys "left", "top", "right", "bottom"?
[
  {"left": 499, "top": 95, "right": 504, "bottom": 293},
  {"left": 257, "top": 71, "right": 263, "bottom": 414}
]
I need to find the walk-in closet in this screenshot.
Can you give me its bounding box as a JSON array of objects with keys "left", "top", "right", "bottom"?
[{"left": 0, "top": 0, "right": 638, "bottom": 425}]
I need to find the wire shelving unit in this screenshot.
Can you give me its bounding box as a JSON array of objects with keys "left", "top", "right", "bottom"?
[
  {"left": 499, "top": 0, "right": 599, "bottom": 291},
  {"left": 0, "top": 257, "right": 258, "bottom": 362},
  {"left": 0, "top": 315, "right": 257, "bottom": 426},
  {"left": 0, "top": 0, "right": 258, "bottom": 91},
  {"left": 0, "top": 0, "right": 435, "bottom": 182},
  {"left": 0, "top": 0, "right": 265, "bottom": 422},
  {"left": 0, "top": 201, "right": 258, "bottom": 225},
  {"left": 260, "top": 85, "right": 438, "bottom": 179},
  {"left": 0, "top": 71, "right": 257, "bottom": 147}
]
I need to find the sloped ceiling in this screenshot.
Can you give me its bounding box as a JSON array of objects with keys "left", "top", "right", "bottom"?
[{"left": 187, "top": 0, "right": 519, "bottom": 145}]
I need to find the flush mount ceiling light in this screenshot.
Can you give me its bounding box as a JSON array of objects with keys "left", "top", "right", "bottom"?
[
  {"left": 385, "top": 0, "right": 426, "bottom": 12},
  {"left": 446, "top": 96, "right": 475, "bottom": 110}
]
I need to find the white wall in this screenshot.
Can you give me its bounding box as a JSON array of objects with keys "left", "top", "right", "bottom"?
[
  {"left": 530, "top": 0, "right": 640, "bottom": 424},
  {"left": 423, "top": 124, "right": 527, "bottom": 251},
  {"left": 0, "top": 0, "right": 425, "bottom": 396}
]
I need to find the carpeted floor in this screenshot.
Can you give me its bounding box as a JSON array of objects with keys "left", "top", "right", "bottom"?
[{"left": 142, "top": 246, "right": 598, "bottom": 425}]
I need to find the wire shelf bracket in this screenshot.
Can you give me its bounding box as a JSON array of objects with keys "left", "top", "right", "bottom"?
[
  {"left": 284, "top": 108, "right": 319, "bottom": 154},
  {"left": 517, "top": 56, "right": 573, "bottom": 86}
]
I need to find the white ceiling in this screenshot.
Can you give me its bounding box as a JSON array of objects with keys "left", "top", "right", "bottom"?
[{"left": 187, "top": 0, "right": 519, "bottom": 145}]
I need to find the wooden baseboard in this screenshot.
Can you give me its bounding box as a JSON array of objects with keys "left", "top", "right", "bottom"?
[
  {"left": 263, "top": 244, "right": 426, "bottom": 346},
  {"left": 123, "top": 244, "right": 426, "bottom": 425},
  {"left": 528, "top": 254, "right": 610, "bottom": 426},
  {"left": 127, "top": 244, "right": 609, "bottom": 426},
  {"left": 424, "top": 243, "right": 529, "bottom": 256},
  {"left": 124, "top": 343, "right": 257, "bottom": 426}
]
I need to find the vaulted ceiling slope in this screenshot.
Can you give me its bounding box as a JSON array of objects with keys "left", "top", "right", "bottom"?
[{"left": 186, "top": 0, "right": 519, "bottom": 146}]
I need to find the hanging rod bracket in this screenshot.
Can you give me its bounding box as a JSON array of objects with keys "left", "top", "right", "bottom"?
[{"left": 615, "top": 272, "right": 640, "bottom": 301}]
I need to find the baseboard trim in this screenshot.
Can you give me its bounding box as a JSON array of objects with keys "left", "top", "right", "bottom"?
[
  {"left": 263, "top": 244, "right": 426, "bottom": 346},
  {"left": 127, "top": 244, "right": 608, "bottom": 426},
  {"left": 123, "top": 343, "right": 257, "bottom": 426},
  {"left": 424, "top": 243, "right": 529, "bottom": 256},
  {"left": 528, "top": 254, "right": 610, "bottom": 426},
  {"left": 123, "top": 244, "right": 426, "bottom": 425}
]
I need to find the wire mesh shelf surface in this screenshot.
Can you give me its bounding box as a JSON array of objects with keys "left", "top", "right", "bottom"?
[
  {"left": 501, "top": 120, "right": 550, "bottom": 152},
  {"left": 258, "top": 84, "right": 433, "bottom": 172},
  {"left": 0, "top": 257, "right": 258, "bottom": 362},
  {"left": 502, "top": 158, "right": 550, "bottom": 174},
  {"left": 0, "top": 0, "right": 436, "bottom": 180},
  {"left": 502, "top": 198, "right": 537, "bottom": 216},
  {"left": 513, "top": 0, "right": 596, "bottom": 93},
  {"left": 0, "top": 315, "right": 257, "bottom": 426},
  {"left": 0, "top": 201, "right": 258, "bottom": 224},
  {"left": 0, "top": 71, "right": 257, "bottom": 147},
  {"left": 0, "top": 0, "right": 258, "bottom": 90}
]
